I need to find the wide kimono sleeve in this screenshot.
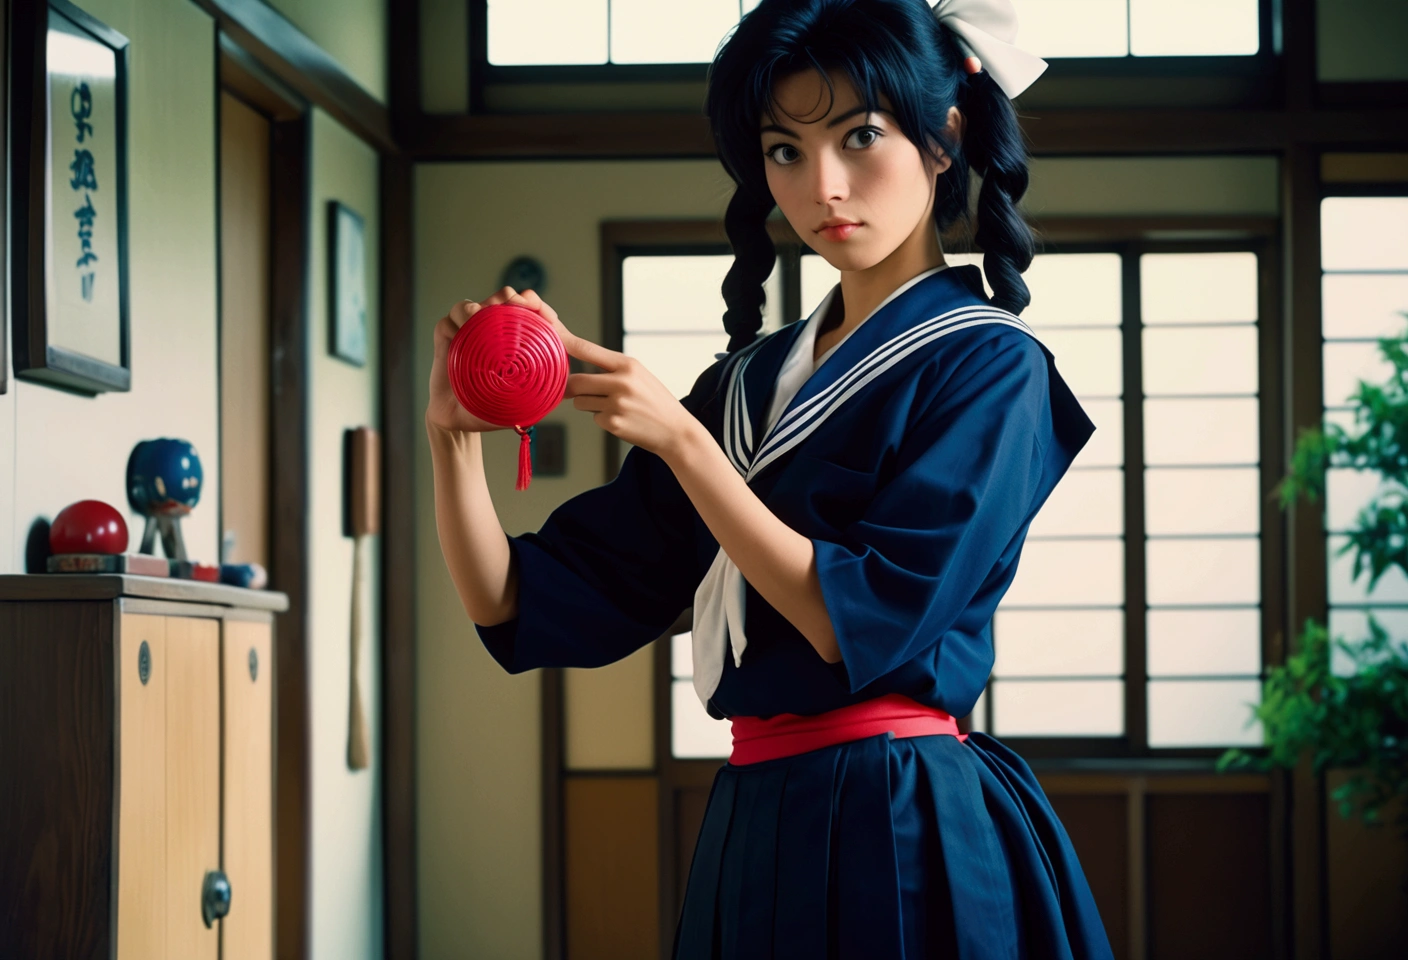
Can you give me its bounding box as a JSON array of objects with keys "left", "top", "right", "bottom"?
[
  {"left": 813, "top": 333, "right": 1053, "bottom": 692},
  {"left": 474, "top": 369, "right": 722, "bottom": 674}
]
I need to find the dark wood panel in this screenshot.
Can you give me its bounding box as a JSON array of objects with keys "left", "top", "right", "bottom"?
[
  {"left": 0, "top": 574, "right": 287, "bottom": 609},
  {"left": 378, "top": 151, "right": 417, "bottom": 960},
  {"left": 1049, "top": 794, "right": 1129, "bottom": 960},
  {"left": 1282, "top": 143, "right": 1328, "bottom": 960},
  {"left": 0, "top": 0, "right": 7, "bottom": 395},
  {"left": 565, "top": 777, "right": 660, "bottom": 960},
  {"left": 405, "top": 108, "right": 1408, "bottom": 161},
  {"left": 0, "top": 601, "right": 116, "bottom": 958},
  {"left": 193, "top": 0, "right": 393, "bottom": 151},
  {"left": 1324, "top": 769, "right": 1408, "bottom": 960},
  {"left": 269, "top": 113, "right": 312, "bottom": 960},
  {"left": 1147, "top": 793, "right": 1273, "bottom": 960},
  {"left": 544, "top": 668, "right": 565, "bottom": 960}
]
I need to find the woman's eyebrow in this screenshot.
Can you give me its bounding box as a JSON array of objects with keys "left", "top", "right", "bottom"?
[{"left": 760, "top": 106, "right": 892, "bottom": 139}]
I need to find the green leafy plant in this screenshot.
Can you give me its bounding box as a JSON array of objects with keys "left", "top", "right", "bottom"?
[{"left": 1217, "top": 321, "right": 1408, "bottom": 839}]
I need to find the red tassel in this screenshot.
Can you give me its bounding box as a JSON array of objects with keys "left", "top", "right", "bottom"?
[{"left": 515, "top": 426, "right": 533, "bottom": 490}]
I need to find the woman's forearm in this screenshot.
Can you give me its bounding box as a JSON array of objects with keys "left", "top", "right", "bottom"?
[
  {"left": 662, "top": 421, "right": 841, "bottom": 663},
  {"left": 426, "top": 414, "right": 519, "bottom": 626}
]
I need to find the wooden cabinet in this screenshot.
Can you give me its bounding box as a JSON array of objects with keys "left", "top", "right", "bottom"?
[{"left": 0, "top": 575, "right": 288, "bottom": 960}]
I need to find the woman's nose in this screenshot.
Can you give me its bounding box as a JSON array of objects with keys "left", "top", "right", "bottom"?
[{"left": 810, "top": 149, "right": 848, "bottom": 205}]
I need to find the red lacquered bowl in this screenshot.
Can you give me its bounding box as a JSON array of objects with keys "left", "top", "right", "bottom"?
[
  {"left": 51, "top": 499, "right": 129, "bottom": 555},
  {"left": 447, "top": 303, "right": 568, "bottom": 429}
]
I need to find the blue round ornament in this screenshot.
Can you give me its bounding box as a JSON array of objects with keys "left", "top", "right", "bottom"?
[{"left": 126, "top": 438, "right": 204, "bottom": 518}]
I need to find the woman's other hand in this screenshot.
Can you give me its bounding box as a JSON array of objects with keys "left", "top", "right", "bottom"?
[{"left": 563, "top": 333, "right": 699, "bottom": 460}]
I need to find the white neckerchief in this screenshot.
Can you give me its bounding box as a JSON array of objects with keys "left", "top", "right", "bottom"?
[{"left": 692, "top": 265, "right": 966, "bottom": 709}]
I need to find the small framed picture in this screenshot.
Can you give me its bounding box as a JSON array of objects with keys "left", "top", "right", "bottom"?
[
  {"left": 329, "top": 201, "right": 368, "bottom": 367},
  {"left": 11, "top": 0, "right": 131, "bottom": 395}
]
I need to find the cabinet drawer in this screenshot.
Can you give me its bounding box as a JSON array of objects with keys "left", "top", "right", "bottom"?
[
  {"left": 165, "top": 616, "right": 221, "bottom": 960},
  {"left": 116, "top": 613, "right": 221, "bottom": 960},
  {"left": 116, "top": 614, "right": 166, "bottom": 960},
  {"left": 222, "top": 617, "right": 274, "bottom": 960}
]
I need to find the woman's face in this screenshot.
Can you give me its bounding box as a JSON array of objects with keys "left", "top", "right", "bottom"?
[{"left": 760, "top": 69, "right": 955, "bottom": 272}]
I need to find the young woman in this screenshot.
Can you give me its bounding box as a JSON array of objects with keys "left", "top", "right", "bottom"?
[{"left": 427, "top": 1, "right": 1115, "bottom": 956}]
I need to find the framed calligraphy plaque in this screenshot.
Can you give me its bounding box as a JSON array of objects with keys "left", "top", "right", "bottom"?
[
  {"left": 329, "top": 201, "right": 368, "bottom": 367},
  {"left": 11, "top": 0, "right": 130, "bottom": 394}
]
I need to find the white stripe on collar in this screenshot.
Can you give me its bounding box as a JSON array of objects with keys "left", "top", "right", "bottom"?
[{"left": 721, "top": 301, "right": 1036, "bottom": 481}]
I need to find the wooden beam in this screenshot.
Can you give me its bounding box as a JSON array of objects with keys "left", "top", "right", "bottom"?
[
  {"left": 381, "top": 4, "right": 418, "bottom": 957},
  {"left": 192, "top": 0, "right": 394, "bottom": 152},
  {"left": 379, "top": 152, "right": 417, "bottom": 960},
  {"left": 1282, "top": 143, "right": 1329, "bottom": 960},
  {"left": 405, "top": 107, "right": 1408, "bottom": 161},
  {"left": 406, "top": 112, "right": 714, "bottom": 160},
  {"left": 270, "top": 112, "right": 313, "bottom": 960}
]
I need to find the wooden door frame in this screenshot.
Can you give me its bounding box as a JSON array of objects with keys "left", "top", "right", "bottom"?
[
  {"left": 213, "top": 3, "right": 420, "bottom": 956},
  {"left": 217, "top": 41, "right": 313, "bottom": 960}
]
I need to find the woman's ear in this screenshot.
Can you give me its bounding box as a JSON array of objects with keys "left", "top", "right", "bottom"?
[
  {"left": 948, "top": 105, "right": 966, "bottom": 144},
  {"left": 927, "top": 107, "right": 966, "bottom": 177}
]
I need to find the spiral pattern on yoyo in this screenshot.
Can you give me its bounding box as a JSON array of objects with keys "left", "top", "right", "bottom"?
[{"left": 447, "top": 303, "right": 568, "bottom": 428}]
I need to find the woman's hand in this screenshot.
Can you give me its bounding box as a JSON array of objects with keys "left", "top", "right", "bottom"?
[
  {"left": 563, "top": 337, "right": 700, "bottom": 460},
  {"left": 427, "top": 286, "right": 571, "bottom": 433}
]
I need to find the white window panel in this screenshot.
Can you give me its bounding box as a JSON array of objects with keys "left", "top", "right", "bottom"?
[
  {"left": 1003, "top": 539, "right": 1125, "bottom": 607},
  {"left": 1321, "top": 341, "right": 1396, "bottom": 409},
  {"left": 1141, "top": 252, "right": 1258, "bottom": 324},
  {"left": 670, "top": 630, "right": 693, "bottom": 679},
  {"left": 1145, "top": 467, "right": 1260, "bottom": 536},
  {"left": 1327, "top": 607, "right": 1408, "bottom": 678},
  {"left": 1131, "top": 0, "right": 1259, "bottom": 56},
  {"left": 624, "top": 254, "right": 782, "bottom": 333},
  {"left": 1327, "top": 534, "right": 1408, "bottom": 604},
  {"left": 970, "top": 686, "right": 989, "bottom": 733},
  {"left": 800, "top": 254, "right": 840, "bottom": 319},
  {"left": 993, "top": 609, "right": 1124, "bottom": 676},
  {"left": 1321, "top": 197, "right": 1408, "bottom": 271},
  {"left": 1012, "top": 1, "right": 1127, "bottom": 57},
  {"left": 1018, "top": 252, "right": 1123, "bottom": 327},
  {"left": 1144, "top": 398, "right": 1259, "bottom": 465},
  {"left": 1028, "top": 467, "right": 1123, "bottom": 537},
  {"left": 993, "top": 679, "right": 1125, "bottom": 737},
  {"left": 623, "top": 332, "right": 730, "bottom": 398},
  {"left": 1322, "top": 274, "right": 1408, "bottom": 340},
  {"left": 1325, "top": 467, "right": 1402, "bottom": 534},
  {"left": 1036, "top": 328, "right": 1123, "bottom": 397},
  {"left": 488, "top": 0, "right": 608, "bottom": 65},
  {"left": 611, "top": 0, "right": 741, "bottom": 64},
  {"left": 1148, "top": 679, "right": 1263, "bottom": 747},
  {"left": 672, "top": 679, "right": 733, "bottom": 758},
  {"left": 1147, "top": 537, "right": 1260, "bottom": 605},
  {"left": 1322, "top": 407, "right": 1358, "bottom": 434},
  {"left": 1072, "top": 398, "right": 1124, "bottom": 468},
  {"left": 1142, "top": 325, "right": 1258, "bottom": 396},
  {"left": 1148, "top": 608, "right": 1261, "bottom": 676}
]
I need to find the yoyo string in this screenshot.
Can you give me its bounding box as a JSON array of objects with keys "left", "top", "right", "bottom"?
[{"left": 447, "top": 303, "right": 568, "bottom": 490}]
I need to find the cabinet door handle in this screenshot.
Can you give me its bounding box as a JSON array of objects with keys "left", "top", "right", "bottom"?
[{"left": 201, "top": 869, "right": 232, "bottom": 927}]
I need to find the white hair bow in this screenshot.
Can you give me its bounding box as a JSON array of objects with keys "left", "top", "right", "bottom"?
[{"left": 932, "top": 0, "right": 1049, "bottom": 99}]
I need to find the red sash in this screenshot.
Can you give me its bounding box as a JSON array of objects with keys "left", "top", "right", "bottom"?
[{"left": 729, "top": 693, "right": 968, "bottom": 766}]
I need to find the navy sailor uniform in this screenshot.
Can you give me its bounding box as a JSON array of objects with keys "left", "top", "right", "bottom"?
[{"left": 476, "top": 263, "right": 1116, "bottom": 959}]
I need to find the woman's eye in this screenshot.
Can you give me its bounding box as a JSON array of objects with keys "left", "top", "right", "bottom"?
[
  {"left": 764, "top": 127, "right": 881, "bottom": 166},
  {"left": 765, "top": 143, "right": 799, "bottom": 165},
  {"left": 846, "top": 127, "right": 881, "bottom": 149}
]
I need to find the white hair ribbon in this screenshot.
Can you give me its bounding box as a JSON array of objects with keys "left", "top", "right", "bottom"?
[{"left": 932, "top": 0, "right": 1049, "bottom": 99}]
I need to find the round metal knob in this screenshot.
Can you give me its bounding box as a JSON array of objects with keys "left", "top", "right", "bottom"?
[{"left": 201, "top": 870, "right": 232, "bottom": 927}]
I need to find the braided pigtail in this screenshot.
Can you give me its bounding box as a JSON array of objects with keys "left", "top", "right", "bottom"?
[
  {"left": 720, "top": 184, "right": 778, "bottom": 354},
  {"left": 960, "top": 68, "right": 1035, "bottom": 315}
]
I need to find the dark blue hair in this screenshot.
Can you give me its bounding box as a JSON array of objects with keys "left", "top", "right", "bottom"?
[{"left": 705, "top": 0, "right": 1036, "bottom": 353}]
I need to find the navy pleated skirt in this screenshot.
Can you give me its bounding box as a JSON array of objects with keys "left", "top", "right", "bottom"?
[{"left": 672, "top": 731, "right": 1116, "bottom": 960}]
